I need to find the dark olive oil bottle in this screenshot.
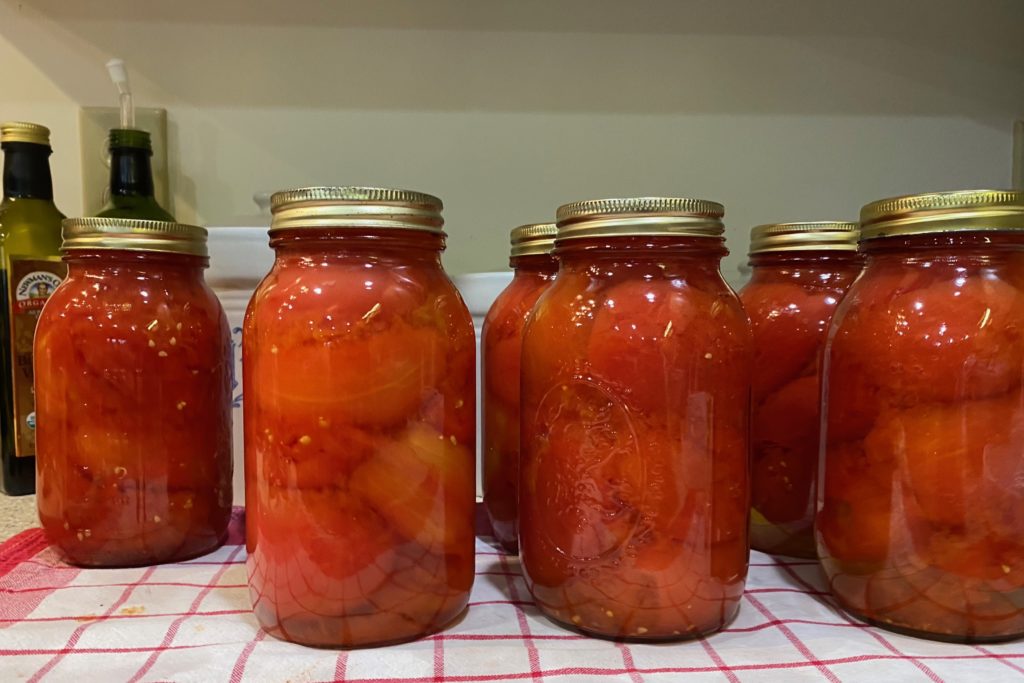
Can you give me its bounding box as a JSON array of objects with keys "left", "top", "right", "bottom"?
[
  {"left": 0, "top": 122, "right": 65, "bottom": 495},
  {"left": 95, "top": 128, "right": 174, "bottom": 221}
]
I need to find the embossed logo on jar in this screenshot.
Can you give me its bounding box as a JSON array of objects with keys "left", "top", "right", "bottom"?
[{"left": 533, "top": 379, "right": 644, "bottom": 561}]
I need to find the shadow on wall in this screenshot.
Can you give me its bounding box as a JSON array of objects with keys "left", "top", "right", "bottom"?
[{"left": 0, "top": 0, "right": 1022, "bottom": 125}]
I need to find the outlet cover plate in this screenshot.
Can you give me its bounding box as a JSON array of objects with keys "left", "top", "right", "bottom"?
[{"left": 78, "top": 106, "right": 170, "bottom": 216}]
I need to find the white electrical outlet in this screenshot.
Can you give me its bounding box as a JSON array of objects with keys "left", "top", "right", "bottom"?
[{"left": 78, "top": 107, "right": 170, "bottom": 216}]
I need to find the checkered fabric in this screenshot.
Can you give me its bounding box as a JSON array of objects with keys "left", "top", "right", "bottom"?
[{"left": 1, "top": 509, "right": 1022, "bottom": 682}]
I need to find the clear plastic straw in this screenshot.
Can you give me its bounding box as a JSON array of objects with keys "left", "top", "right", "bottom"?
[{"left": 105, "top": 58, "right": 135, "bottom": 129}]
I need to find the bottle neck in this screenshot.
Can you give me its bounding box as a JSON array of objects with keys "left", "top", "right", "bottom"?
[
  {"left": 746, "top": 250, "right": 863, "bottom": 289},
  {"left": 510, "top": 253, "right": 558, "bottom": 274},
  {"left": 556, "top": 235, "right": 727, "bottom": 263},
  {"left": 748, "top": 250, "right": 862, "bottom": 268},
  {"left": 108, "top": 145, "right": 156, "bottom": 198},
  {"left": 270, "top": 228, "right": 446, "bottom": 266},
  {"left": 2, "top": 141, "right": 54, "bottom": 200},
  {"left": 861, "top": 231, "right": 1024, "bottom": 257},
  {"left": 65, "top": 249, "right": 208, "bottom": 275},
  {"left": 554, "top": 235, "right": 728, "bottom": 287}
]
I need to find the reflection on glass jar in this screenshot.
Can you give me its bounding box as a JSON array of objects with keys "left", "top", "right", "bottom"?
[
  {"left": 482, "top": 223, "right": 558, "bottom": 554},
  {"left": 35, "top": 218, "right": 233, "bottom": 567},
  {"left": 819, "top": 189, "right": 1024, "bottom": 642},
  {"left": 520, "top": 197, "right": 752, "bottom": 640},
  {"left": 244, "top": 187, "right": 476, "bottom": 648},
  {"left": 739, "top": 222, "right": 861, "bottom": 558}
]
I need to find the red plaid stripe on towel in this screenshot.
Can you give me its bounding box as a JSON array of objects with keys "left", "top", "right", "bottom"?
[{"left": 1, "top": 509, "right": 1022, "bottom": 682}]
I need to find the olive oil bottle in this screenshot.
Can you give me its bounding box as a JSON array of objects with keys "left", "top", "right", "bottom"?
[
  {"left": 95, "top": 128, "right": 174, "bottom": 221},
  {"left": 0, "top": 122, "right": 65, "bottom": 495}
]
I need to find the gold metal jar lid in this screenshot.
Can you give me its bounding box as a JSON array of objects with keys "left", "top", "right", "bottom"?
[
  {"left": 555, "top": 196, "right": 724, "bottom": 241},
  {"left": 860, "top": 189, "right": 1024, "bottom": 240},
  {"left": 1, "top": 121, "right": 51, "bottom": 146},
  {"left": 510, "top": 223, "right": 557, "bottom": 258},
  {"left": 62, "top": 218, "right": 208, "bottom": 257},
  {"left": 270, "top": 186, "right": 444, "bottom": 233},
  {"left": 749, "top": 222, "right": 859, "bottom": 254}
]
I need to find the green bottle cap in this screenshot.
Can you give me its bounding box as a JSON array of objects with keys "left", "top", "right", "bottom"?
[{"left": 108, "top": 128, "right": 152, "bottom": 151}]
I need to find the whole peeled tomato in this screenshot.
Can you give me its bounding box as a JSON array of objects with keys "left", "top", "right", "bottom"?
[
  {"left": 255, "top": 259, "right": 429, "bottom": 338},
  {"left": 743, "top": 281, "right": 836, "bottom": 398},
  {"left": 482, "top": 405, "right": 518, "bottom": 523},
  {"left": 702, "top": 425, "right": 751, "bottom": 549},
  {"left": 520, "top": 269, "right": 595, "bottom": 384},
  {"left": 483, "top": 277, "right": 543, "bottom": 409},
  {"left": 629, "top": 423, "right": 748, "bottom": 570},
  {"left": 251, "top": 319, "right": 445, "bottom": 429},
  {"left": 864, "top": 397, "right": 1024, "bottom": 529},
  {"left": 842, "top": 273, "right": 1024, "bottom": 406},
  {"left": 752, "top": 374, "right": 819, "bottom": 524},
  {"left": 588, "top": 279, "right": 746, "bottom": 416},
  {"left": 926, "top": 531, "right": 1024, "bottom": 592},
  {"left": 350, "top": 423, "right": 475, "bottom": 554},
  {"left": 251, "top": 414, "right": 377, "bottom": 490},
  {"left": 265, "top": 489, "right": 397, "bottom": 615},
  {"left": 523, "top": 380, "right": 645, "bottom": 571},
  {"left": 428, "top": 327, "right": 476, "bottom": 447},
  {"left": 818, "top": 442, "right": 894, "bottom": 566},
  {"left": 822, "top": 329, "right": 884, "bottom": 444},
  {"left": 484, "top": 330, "right": 524, "bottom": 409}
]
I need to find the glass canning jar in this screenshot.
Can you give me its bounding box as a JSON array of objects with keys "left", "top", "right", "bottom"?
[
  {"left": 819, "top": 189, "right": 1024, "bottom": 642},
  {"left": 482, "top": 222, "right": 558, "bottom": 553},
  {"left": 244, "top": 187, "right": 476, "bottom": 648},
  {"left": 739, "top": 222, "right": 861, "bottom": 558},
  {"left": 519, "top": 197, "right": 752, "bottom": 640},
  {"left": 35, "top": 218, "right": 232, "bottom": 567}
]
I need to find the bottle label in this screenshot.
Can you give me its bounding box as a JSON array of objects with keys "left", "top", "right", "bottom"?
[{"left": 7, "top": 257, "right": 65, "bottom": 457}]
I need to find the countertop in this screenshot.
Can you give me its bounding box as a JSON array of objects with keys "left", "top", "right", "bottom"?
[{"left": 0, "top": 494, "right": 37, "bottom": 541}]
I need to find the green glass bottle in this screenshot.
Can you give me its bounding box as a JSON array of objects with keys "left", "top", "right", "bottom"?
[
  {"left": 0, "top": 122, "right": 65, "bottom": 496},
  {"left": 95, "top": 128, "right": 175, "bottom": 221}
]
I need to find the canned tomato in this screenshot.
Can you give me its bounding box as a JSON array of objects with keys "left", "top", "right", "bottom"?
[
  {"left": 35, "top": 218, "right": 232, "bottom": 567},
  {"left": 740, "top": 222, "right": 860, "bottom": 558},
  {"left": 519, "top": 197, "right": 752, "bottom": 640},
  {"left": 819, "top": 189, "right": 1024, "bottom": 642},
  {"left": 482, "top": 222, "right": 558, "bottom": 553},
  {"left": 244, "top": 187, "right": 476, "bottom": 648}
]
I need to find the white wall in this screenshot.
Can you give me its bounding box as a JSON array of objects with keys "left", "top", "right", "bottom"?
[{"left": 2, "top": 0, "right": 1022, "bottom": 280}]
